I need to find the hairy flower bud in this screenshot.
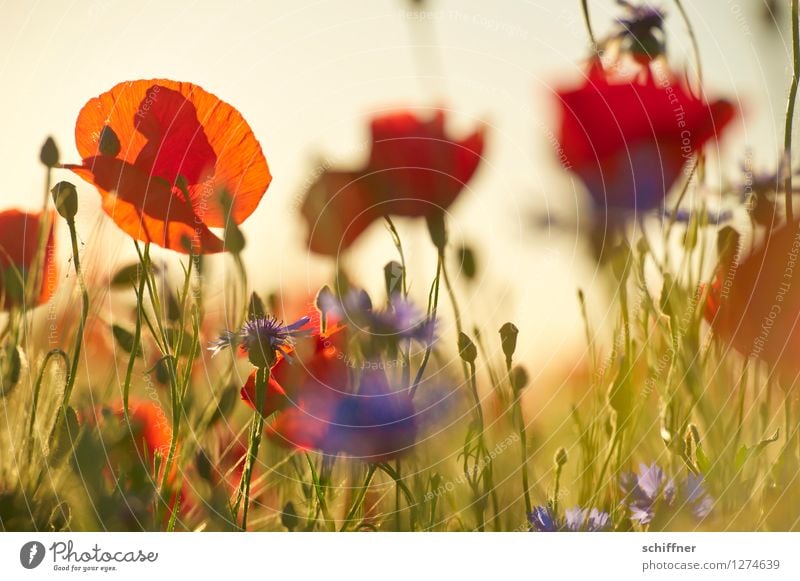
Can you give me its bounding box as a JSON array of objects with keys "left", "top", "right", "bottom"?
[
  {"left": 99, "top": 125, "right": 121, "bottom": 157},
  {"left": 458, "top": 332, "right": 477, "bottom": 364},
  {"left": 499, "top": 322, "right": 519, "bottom": 362},
  {"left": 40, "top": 136, "right": 59, "bottom": 168},
  {"left": 51, "top": 181, "right": 78, "bottom": 221}
]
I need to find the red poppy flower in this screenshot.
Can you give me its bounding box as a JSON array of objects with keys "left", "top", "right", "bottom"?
[
  {"left": 0, "top": 210, "right": 56, "bottom": 309},
  {"left": 69, "top": 79, "right": 271, "bottom": 254},
  {"left": 241, "top": 326, "right": 417, "bottom": 461},
  {"left": 706, "top": 221, "right": 800, "bottom": 377},
  {"left": 557, "top": 67, "right": 734, "bottom": 211},
  {"left": 240, "top": 324, "right": 348, "bottom": 417},
  {"left": 301, "top": 109, "right": 485, "bottom": 255},
  {"left": 115, "top": 400, "right": 173, "bottom": 472}
]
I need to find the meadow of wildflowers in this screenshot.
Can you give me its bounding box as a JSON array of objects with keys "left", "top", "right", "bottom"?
[{"left": 1, "top": 0, "right": 799, "bottom": 536}]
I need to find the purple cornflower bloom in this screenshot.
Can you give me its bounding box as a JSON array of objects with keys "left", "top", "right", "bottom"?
[
  {"left": 528, "top": 505, "right": 611, "bottom": 532},
  {"left": 320, "top": 289, "right": 435, "bottom": 345},
  {"left": 209, "top": 315, "right": 312, "bottom": 364},
  {"left": 620, "top": 463, "right": 713, "bottom": 525},
  {"left": 616, "top": 1, "right": 666, "bottom": 31}
]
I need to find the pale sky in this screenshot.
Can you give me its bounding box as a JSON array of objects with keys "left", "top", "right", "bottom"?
[{"left": 0, "top": 0, "right": 790, "bottom": 376}]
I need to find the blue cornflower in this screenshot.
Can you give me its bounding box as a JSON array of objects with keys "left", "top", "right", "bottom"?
[
  {"left": 369, "top": 294, "right": 436, "bottom": 345},
  {"left": 616, "top": 1, "right": 665, "bottom": 31},
  {"left": 620, "top": 463, "right": 713, "bottom": 525},
  {"left": 209, "top": 315, "right": 312, "bottom": 367},
  {"left": 528, "top": 505, "right": 611, "bottom": 532},
  {"left": 663, "top": 207, "right": 733, "bottom": 225},
  {"left": 319, "top": 289, "right": 435, "bottom": 345}
]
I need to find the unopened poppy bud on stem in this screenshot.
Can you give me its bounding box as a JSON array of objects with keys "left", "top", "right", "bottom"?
[
  {"left": 224, "top": 223, "right": 246, "bottom": 254},
  {"left": 511, "top": 365, "right": 529, "bottom": 393},
  {"left": 51, "top": 181, "right": 78, "bottom": 221},
  {"left": 98, "top": 125, "right": 121, "bottom": 157},
  {"left": 499, "top": 322, "right": 519, "bottom": 363},
  {"left": 555, "top": 447, "right": 568, "bottom": 467},
  {"left": 40, "top": 136, "right": 59, "bottom": 168},
  {"left": 458, "top": 332, "right": 477, "bottom": 364},
  {"left": 426, "top": 210, "right": 448, "bottom": 250},
  {"left": 316, "top": 285, "right": 334, "bottom": 332},
  {"left": 384, "top": 260, "right": 404, "bottom": 296}
]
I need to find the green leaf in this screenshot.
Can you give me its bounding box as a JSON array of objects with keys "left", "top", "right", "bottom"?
[{"left": 735, "top": 429, "right": 780, "bottom": 470}]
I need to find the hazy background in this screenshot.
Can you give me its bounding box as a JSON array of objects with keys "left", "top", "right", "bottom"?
[{"left": 0, "top": 0, "right": 790, "bottom": 382}]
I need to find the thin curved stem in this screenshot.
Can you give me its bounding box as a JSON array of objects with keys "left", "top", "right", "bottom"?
[
  {"left": 785, "top": 0, "right": 800, "bottom": 223},
  {"left": 580, "top": 0, "right": 600, "bottom": 58},
  {"left": 60, "top": 218, "right": 88, "bottom": 411}
]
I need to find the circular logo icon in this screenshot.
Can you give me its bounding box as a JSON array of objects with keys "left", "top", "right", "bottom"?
[{"left": 19, "top": 541, "right": 46, "bottom": 569}]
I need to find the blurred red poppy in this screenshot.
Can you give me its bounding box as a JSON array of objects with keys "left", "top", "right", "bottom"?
[
  {"left": 557, "top": 66, "right": 734, "bottom": 211},
  {"left": 116, "top": 400, "right": 173, "bottom": 473},
  {"left": 69, "top": 79, "right": 271, "bottom": 254},
  {"left": 241, "top": 325, "right": 417, "bottom": 461},
  {"left": 706, "top": 221, "right": 800, "bottom": 378},
  {"left": 301, "top": 109, "right": 485, "bottom": 255},
  {"left": 0, "top": 210, "right": 56, "bottom": 309}
]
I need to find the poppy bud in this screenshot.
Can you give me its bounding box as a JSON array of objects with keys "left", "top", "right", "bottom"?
[
  {"left": 281, "top": 501, "right": 299, "bottom": 532},
  {"left": 98, "top": 125, "right": 121, "bottom": 157},
  {"left": 426, "top": 210, "right": 448, "bottom": 250},
  {"left": 224, "top": 223, "right": 246, "bottom": 254},
  {"left": 195, "top": 450, "right": 213, "bottom": 483},
  {"left": 248, "top": 343, "right": 277, "bottom": 369},
  {"left": 456, "top": 244, "right": 477, "bottom": 280},
  {"left": 384, "top": 261, "right": 404, "bottom": 297},
  {"left": 40, "top": 136, "right": 59, "bottom": 168},
  {"left": 51, "top": 181, "right": 78, "bottom": 221},
  {"left": 511, "top": 365, "right": 529, "bottom": 393},
  {"left": 458, "top": 332, "right": 477, "bottom": 363},
  {"left": 499, "top": 322, "right": 519, "bottom": 362},
  {"left": 555, "top": 447, "right": 568, "bottom": 468},
  {"left": 248, "top": 292, "right": 266, "bottom": 320}
]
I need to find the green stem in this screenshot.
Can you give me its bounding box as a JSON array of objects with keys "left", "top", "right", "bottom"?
[
  {"left": 122, "top": 255, "right": 147, "bottom": 416},
  {"left": 305, "top": 453, "right": 335, "bottom": 530},
  {"left": 508, "top": 360, "right": 532, "bottom": 515},
  {"left": 340, "top": 463, "right": 377, "bottom": 531},
  {"left": 60, "top": 218, "right": 88, "bottom": 411},
  {"left": 580, "top": 0, "right": 600, "bottom": 58},
  {"left": 786, "top": 0, "right": 800, "bottom": 223},
  {"left": 240, "top": 366, "right": 269, "bottom": 530},
  {"left": 378, "top": 461, "right": 417, "bottom": 531},
  {"left": 409, "top": 255, "right": 442, "bottom": 398},
  {"left": 673, "top": 0, "right": 703, "bottom": 94}
]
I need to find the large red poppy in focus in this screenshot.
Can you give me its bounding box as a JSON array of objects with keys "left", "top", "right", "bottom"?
[
  {"left": 0, "top": 209, "right": 56, "bottom": 310},
  {"left": 301, "top": 109, "right": 485, "bottom": 255},
  {"left": 557, "top": 66, "right": 734, "bottom": 211},
  {"left": 69, "top": 79, "right": 271, "bottom": 254}
]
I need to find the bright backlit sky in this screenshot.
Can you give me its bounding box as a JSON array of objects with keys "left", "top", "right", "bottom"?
[{"left": 0, "top": 0, "right": 791, "bottom": 375}]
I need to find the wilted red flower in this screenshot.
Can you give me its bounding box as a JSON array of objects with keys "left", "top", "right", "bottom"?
[
  {"left": 706, "top": 221, "right": 800, "bottom": 378},
  {"left": 557, "top": 66, "right": 734, "bottom": 211},
  {"left": 0, "top": 209, "right": 56, "bottom": 309},
  {"left": 69, "top": 79, "right": 271, "bottom": 254},
  {"left": 301, "top": 109, "right": 485, "bottom": 255},
  {"left": 241, "top": 325, "right": 418, "bottom": 461}
]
